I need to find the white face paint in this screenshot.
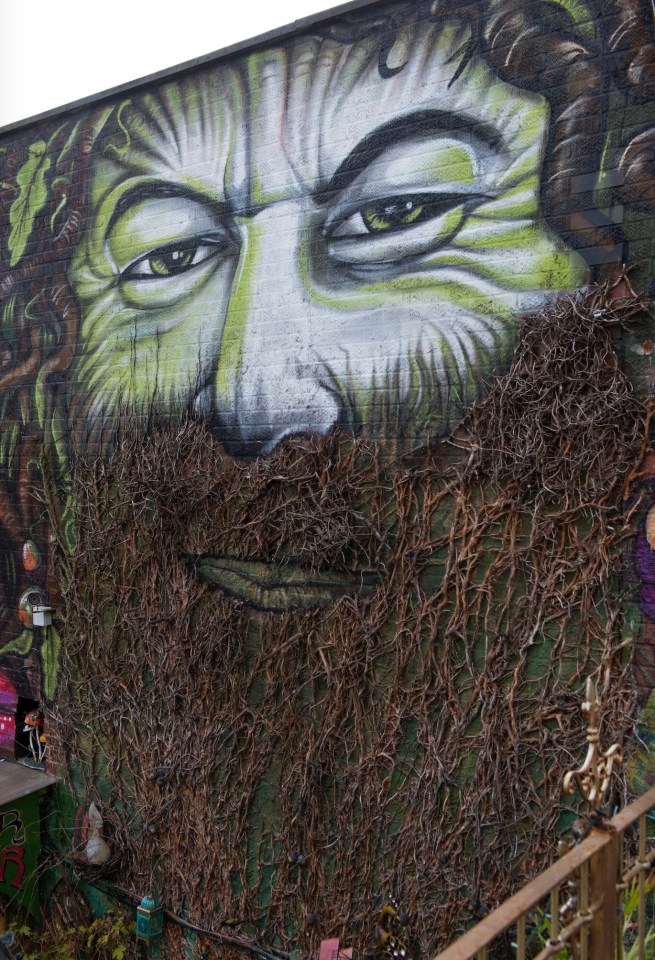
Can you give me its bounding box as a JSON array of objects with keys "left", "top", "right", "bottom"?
[{"left": 69, "top": 18, "right": 587, "bottom": 456}]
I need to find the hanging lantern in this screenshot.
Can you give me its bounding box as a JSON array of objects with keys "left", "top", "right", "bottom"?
[{"left": 135, "top": 895, "right": 164, "bottom": 942}]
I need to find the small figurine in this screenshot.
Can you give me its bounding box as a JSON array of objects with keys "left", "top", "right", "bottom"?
[
  {"left": 85, "top": 803, "right": 112, "bottom": 865},
  {"left": 22, "top": 708, "right": 45, "bottom": 766},
  {"left": 375, "top": 904, "right": 412, "bottom": 960},
  {"left": 73, "top": 801, "right": 112, "bottom": 866}
]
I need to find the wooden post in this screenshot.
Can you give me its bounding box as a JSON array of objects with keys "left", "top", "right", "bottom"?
[{"left": 589, "top": 827, "right": 619, "bottom": 960}]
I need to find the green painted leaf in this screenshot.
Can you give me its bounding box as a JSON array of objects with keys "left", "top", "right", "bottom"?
[
  {"left": 42, "top": 625, "right": 61, "bottom": 702},
  {"left": 8, "top": 141, "right": 51, "bottom": 267},
  {"left": 0, "top": 629, "right": 33, "bottom": 657}
]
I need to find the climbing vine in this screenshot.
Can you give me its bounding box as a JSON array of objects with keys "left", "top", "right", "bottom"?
[{"left": 44, "top": 287, "right": 650, "bottom": 956}]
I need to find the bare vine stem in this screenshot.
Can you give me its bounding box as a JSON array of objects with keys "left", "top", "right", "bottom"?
[{"left": 44, "top": 286, "right": 651, "bottom": 956}]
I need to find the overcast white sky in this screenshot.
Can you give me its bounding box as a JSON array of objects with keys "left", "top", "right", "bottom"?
[{"left": 0, "top": 0, "right": 333, "bottom": 129}]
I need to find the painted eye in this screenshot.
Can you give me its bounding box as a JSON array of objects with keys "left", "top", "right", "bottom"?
[
  {"left": 123, "top": 240, "right": 225, "bottom": 280},
  {"left": 362, "top": 198, "right": 429, "bottom": 232},
  {"left": 330, "top": 193, "right": 480, "bottom": 239},
  {"left": 149, "top": 247, "right": 196, "bottom": 276}
]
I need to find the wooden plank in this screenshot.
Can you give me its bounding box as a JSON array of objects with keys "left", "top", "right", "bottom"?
[{"left": 0, "top": 759, "right": 55, "bottom": 805}]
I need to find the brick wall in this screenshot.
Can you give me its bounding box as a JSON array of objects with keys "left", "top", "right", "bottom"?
[{"left": 1, "top": 0, "right": 655, "bottom": 942}]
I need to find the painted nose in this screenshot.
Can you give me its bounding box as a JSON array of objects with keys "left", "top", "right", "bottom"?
[{"left": 209, "top": 203, "right": 340, "bottom": 458}]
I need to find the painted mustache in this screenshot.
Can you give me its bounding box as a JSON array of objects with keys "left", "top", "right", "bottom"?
[{"left": 191, "top": 555, "right": 381, "bottom": 611}]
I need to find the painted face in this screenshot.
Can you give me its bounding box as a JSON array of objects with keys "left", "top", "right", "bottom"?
[{"left": 69, "top": 18, "right": 586, "bottom": 457}]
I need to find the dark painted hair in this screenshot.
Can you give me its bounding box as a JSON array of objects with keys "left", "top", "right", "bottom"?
[{"left": 320, "top": 0, "right": 655, "bottom": 254}]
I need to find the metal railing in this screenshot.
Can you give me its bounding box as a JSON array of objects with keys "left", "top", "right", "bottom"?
[{"left": 431, "top": 682, "right": 655, "bottom": 960}]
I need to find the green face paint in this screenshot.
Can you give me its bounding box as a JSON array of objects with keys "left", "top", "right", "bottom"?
[{"left": 69, "top": 17, "right": 587, "bottom": 457}]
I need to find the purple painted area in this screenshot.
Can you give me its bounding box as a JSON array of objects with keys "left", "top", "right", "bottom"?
[
  {"left": 0, "top": 674, "right": 16, "bottom": 714},
  {"left": 0, "top": 716, "right": 14, "bottom": 757},
  {"left": 635, "top": 531, "right": 655, "bottom": 583},
  {"left": 0, "top": 672, "right": 16, "bottom": 758},
  {"left": 635, "top": 529, "right": 655, "bottom": 621}
]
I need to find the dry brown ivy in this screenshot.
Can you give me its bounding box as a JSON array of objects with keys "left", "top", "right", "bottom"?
[{"left": 44, "top": 286, "right": 651, "bottom": 957}]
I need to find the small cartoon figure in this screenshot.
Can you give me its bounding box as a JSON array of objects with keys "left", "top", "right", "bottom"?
[
  {"left": 23, "top": 708, "right": 45, "bottom": 766},
  {"left": 376, "top": 904, "right": 412, "bottom": 960}
]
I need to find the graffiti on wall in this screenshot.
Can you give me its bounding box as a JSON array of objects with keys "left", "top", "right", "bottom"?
[
  {"left": 1, "top": 0, "right": 654, "bottom": 696},
  {"left": 1, "top": 0, "right": 655, "bottom": 946},
  {"left": 67, "top": 17, "right": 585, "bottom": 458},
  {"left": 0, "top": 793, "right": 44, "bottom": 915}
]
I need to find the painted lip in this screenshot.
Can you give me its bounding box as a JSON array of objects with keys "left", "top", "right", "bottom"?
[{"left": 191, "top": 555, "right": 381, "bottom": 611}]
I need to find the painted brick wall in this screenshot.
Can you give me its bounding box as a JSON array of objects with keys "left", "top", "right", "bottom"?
[{"left": 1, "top": 0, "right": 655, "bottom": 946}]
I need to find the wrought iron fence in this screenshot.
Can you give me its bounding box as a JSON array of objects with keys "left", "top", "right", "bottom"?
[{"left": 431, "top": 682, "right": 655, "bottom": 960}]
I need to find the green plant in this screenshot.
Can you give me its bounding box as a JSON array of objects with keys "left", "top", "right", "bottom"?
[
  {"left": 623, "top": 876, "right": 655, "bottom": 960},
  {"left": 524, "top": 909, "right": 569, "bottom": 960},
  {"left": 526, "top": 873, "right": 655, "bottom": 960},
  {"left": 10, "top": 910, "right": 138, "bottom": 960}
]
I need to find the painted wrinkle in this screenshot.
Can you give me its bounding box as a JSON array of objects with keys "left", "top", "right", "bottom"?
[{"left": 67, "top": 18, "right": 588, "bottom": 455}]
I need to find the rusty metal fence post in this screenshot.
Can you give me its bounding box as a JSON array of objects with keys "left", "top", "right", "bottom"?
[
  {"left": 430, "top": 677, "right": 649, "bottom": 960},
  {"left": 564, "top": 677, "right": 623, "bottom": 960}
]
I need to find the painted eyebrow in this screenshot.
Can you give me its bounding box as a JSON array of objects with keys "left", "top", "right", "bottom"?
[
  {"left": 106, "top": 182, "right": 231, "bottom": 237},
  {"left": 314, "top": 109, "right": 504, "bottom": 205}
]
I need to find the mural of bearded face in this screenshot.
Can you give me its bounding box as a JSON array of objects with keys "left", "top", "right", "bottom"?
[
  {"left": 67, "top": 15, "right": 587, "bottom": 458},
  {"left": 2, "top": 1, "right": 654, "bottom": 937}
]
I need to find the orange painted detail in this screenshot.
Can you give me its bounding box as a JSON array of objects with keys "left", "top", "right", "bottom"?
[
  {"left": 21, "top": 540, "right": 41, "bottom": 572},
  {"left": 23, "top": 710, "right": 43, "bottom": 729},
  {"left": 17, "top": 608, "right": 31, "bottom": 629}
]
